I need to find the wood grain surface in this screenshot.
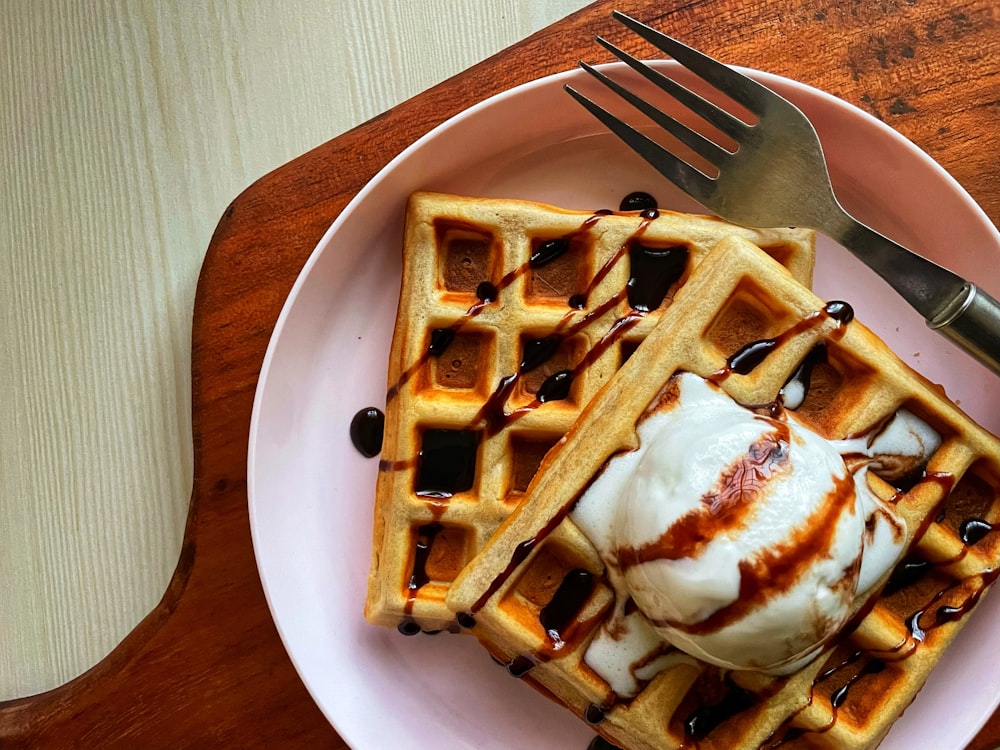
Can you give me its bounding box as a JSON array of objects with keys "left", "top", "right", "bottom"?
[
  {"left": 2, "top": 0, "right": 997, "bottom": 747},
  {"left": 0, "top": 0, "right": 587, "bottom": 702}
]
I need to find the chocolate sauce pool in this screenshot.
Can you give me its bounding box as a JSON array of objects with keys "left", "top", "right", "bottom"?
[{"left": 349, "top": 407, "right": 384, "bottom": 458}]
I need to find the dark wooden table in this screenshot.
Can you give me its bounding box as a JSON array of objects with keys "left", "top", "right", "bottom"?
[{"left": 2, "top": 0, "right": 997, "bottom": 747}]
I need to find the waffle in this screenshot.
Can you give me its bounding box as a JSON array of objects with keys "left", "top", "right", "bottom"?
[
  {"left": 445, "top": 235, "right": 1000, "bottom": 750},
  {"left": 364, "top": 191, "right": 816, "bottom": 632}
]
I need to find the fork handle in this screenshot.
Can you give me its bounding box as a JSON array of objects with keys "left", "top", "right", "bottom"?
[
  {"left": 928, "top": 283, "right": 1000, "bottom": 376},
  {"left": 829, "top": 213, "right": 1000, "bottom": 376}
]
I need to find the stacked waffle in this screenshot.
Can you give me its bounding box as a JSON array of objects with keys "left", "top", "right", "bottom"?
[
  {"left": 364, "top": 191, "right": 1000, "bottom": 749},
  {"left": 364, "top": 191, "right": 815, "bottom": 633}
]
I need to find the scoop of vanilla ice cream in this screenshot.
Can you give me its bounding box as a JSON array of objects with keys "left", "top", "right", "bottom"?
[{"left": 571, "top": 372, "right": 911, "bottom": 677}]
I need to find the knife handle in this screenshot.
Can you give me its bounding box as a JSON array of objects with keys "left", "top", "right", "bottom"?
[{"left": 928, "top": 283, "right": 1000, "bottom": 376}]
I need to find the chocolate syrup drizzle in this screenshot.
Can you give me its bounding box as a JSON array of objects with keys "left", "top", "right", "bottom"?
[
  {"left": 470, "top": 301, "right": 870, "bottom": 747},
  {"left": 712, "top": 301, "right": 853, "bottom": 383},
  {"left": 352, "top": 193, "right": 695, "bottom": 631},
  {"left": 381, "top": 204, "right": 687, "bottom": 493},
  {"left": 467, "top": 217, "right": 685, "bottom": 438},
  {"left": 354, "top": 194, "right": 680, "bottom": 458},
  {"left": 396, "top": 201, "right": 680, "bottom": 411},
  {"left": 759, "top": 486, "right": 998, "bottom": 748},
  {"left": 539, "top": 569, "right": 597, "bottom": 651},
  {"left": 351, "top": 195, "right": 998, "bottom": 749},
  {"left": 500, "top": 567, "right": 601, "bottom": 683},
  {"left": 780, "top": 344, "right": 827, "bottom": 403},
  {"left": 398, "top": 522, "right": 444, "bottom": 635},
  {"left": 469, "top": 302, "right": 859, "bottom": 623},
  {"left": 486, "top": 303, "right": 857, "bottom": 585}
]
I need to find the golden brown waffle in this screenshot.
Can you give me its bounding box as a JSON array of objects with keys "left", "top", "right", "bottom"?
[
  {"left": 364, "top": 191, "right": 815, "bottom": 633},
  {"left": 445, "top": 235, "right": 1000, "bottom": 750}
]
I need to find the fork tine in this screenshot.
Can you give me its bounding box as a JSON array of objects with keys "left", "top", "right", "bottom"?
[
  {"left": 579, "top": 61, "right": 731, "bottom": 167},
  {"left": 594, "top": 36, "right": 747, "bottom": 143},
  {"left": 612, "top": 10, "right": 772, "bottom": 116},
  {"left": 563, "top": 83, "right": 716, "bottom": 204}
]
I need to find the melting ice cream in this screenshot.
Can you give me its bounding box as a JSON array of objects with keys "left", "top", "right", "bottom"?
[{"left": 571, "top": 372, "right": 939, "bottom": 692}]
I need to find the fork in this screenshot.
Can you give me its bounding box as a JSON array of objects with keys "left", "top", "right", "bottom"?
[{"left": 566, "top": 11, "right": 1000, "bottom": 376}]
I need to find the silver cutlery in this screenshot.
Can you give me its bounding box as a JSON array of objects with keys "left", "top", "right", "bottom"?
[{"left": 566, "top": 11, "right": 1000, "bottom": 376}]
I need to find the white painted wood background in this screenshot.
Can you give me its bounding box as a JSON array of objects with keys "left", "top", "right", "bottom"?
[{"left": 0, "top": 0, "right": 588, "bottom": 701}]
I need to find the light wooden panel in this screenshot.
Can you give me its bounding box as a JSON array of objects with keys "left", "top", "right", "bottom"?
[{"left": 0, "top": 0, "right": 587, "bottom": 701}]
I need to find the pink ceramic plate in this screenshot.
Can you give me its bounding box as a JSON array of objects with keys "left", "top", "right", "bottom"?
[{"left": 248, "top": 62, "right": 1000, "bottom": 750}]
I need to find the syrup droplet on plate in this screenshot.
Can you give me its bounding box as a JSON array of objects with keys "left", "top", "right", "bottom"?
[
  {"left": 350, "top": 407, "right": 384, "bottom": 457},
  {"left": 618, "top": 191, "right": 658, "bottom": 212}
]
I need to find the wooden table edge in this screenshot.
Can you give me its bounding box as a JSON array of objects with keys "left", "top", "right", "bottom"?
[{"left": 2, "top": 1, "right": 997, "bottom": 747}]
